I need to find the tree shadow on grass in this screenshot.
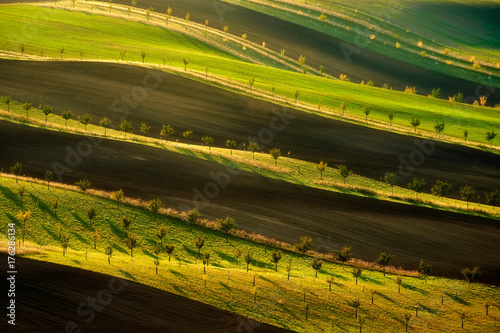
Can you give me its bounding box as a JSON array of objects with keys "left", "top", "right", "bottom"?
[
  {"left": 182, "top": 244, "right": 199, "bottom": 258},
  {"left": 118, "top": 269, "right": 135, "bottom": 281},
  {"left": 214, "top": 249, "right": 234, "bottom": 264},
  {"left": 0, "top": 184, "right": 18, "bottom": 205},
  {"left": 168, "top": 269, "right": 188, "bottom": 280},
  {"left": 42, "top": 224, "right": 60, "bottom": 241},
  {"left": 72, "top": 231, "right": 89, "bottom": 245},
  {"left": 173, "top": 284, "right": 186, "bottom": 296},
  {"left": 112, "top": 243, "right": 128, "bottom": 254},
  {"left": 403, "top": 282, "right": 429, "bottom": 295},
  {"left": 444, "top": 291, "right": 470, "bottom": 306}
]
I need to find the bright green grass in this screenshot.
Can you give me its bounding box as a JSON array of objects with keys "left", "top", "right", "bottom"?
[
  {"left": 1, "top": 5, "right": 499, "bottom": 146},
  {"left": 2, "top": 100, "right": 499, "bottom": 220},
  {"left": 1, "top": 175, "right": 499, "bottom": 332},
  {"left": 221, "top": 0, "right": 500, "bottom": 86}
]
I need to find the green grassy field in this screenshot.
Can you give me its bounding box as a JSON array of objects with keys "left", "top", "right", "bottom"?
[
  {"left": 2, "top": 100, "right": 499, "bottom": 219},
  {"left": 223, "top": 0, "right": 500, "bottom": 83},
  {"left": 1, "top": 175, "right": 499, "bottom": 332},
  {"left": 1, "top": 4, "right": 499, "bottom": 147}
]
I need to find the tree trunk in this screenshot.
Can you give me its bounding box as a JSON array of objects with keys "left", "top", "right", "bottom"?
[{"left": 108, "top": 256, "right": 110, "bottom": 264}]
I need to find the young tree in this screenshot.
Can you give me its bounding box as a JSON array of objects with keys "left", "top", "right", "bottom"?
[
  {"left": 340, "top": 102, "right": 346, "bottom": 116},
  {"left": 160, "top": 124, "right": 174, "bottom": 141},
  {"left": 434, "top": 122, "right": 445, "bottom": 139},
  {"left": 376, "top": 252, "right": 394, "bottom": 276},
  {"left": 431, "top": 180, "right": 452, "bottom": 202},
  {"left": 311, "top": 258, "right": 323, "bottom": 278},
  {"left": 244, "top": 252, "right": 252, "bottom": 272},
  {"left": 459, "top": 312, "right": 467, "bottom": 329},
  {"left": 225, "top": 139, "right": 236, "bottom": 155},
  {"left": 461, "top": 266, "right": 482, "bottom": 290},
  {"left": 60, "top": 47, "right": 64, "bottom": 60},
  {"left": 10, "top": 162, "right": 22, "bottom": 183},
  {"left": 75, "top": 179, "right": 92, "bottom": 196},
  {"left": 148, "top": 198, "right": 163, "bottom": 221},
  {"left": 185, "top": 207, "right": 200, "bottom": 231},
  {"left": 286, "top": 264, "right": 292, "bottom": 281},
  {"left": 105, "top": 245, "right": 113, "bottom": 264},
  {"left": 431, "top": 88, "right": 441, "bottom": 98},
  {"left": 182, "top": 130, "right": 193, "bottom": 145},
  {"left": 248, "top": 77, "right": 254, "bottom": 91},
  {"left": 156, "top": 226, "right": 167, "bottom": 247},
  {"left": 203, "top": 251, "right": 211, "bottom": 274},
  {"left": 165, "top": 7, "right": 172, "bottom": 24},
  {"left": 384, "top": 171, "right": 398, "bottom": 195},
  {"left": 485, "top": 190, "right": 499, "bottom": 211},
  {"left": 183, "top": 58, "right": 188, "bottom": 71},
  {"left": 17, "top": 210, "right": 31, "bottom": 230},
  {"left": 184, "top": 12, "right": 190, "bottom": 30},
  {"left": 388, "top": 113, "right": 394, "bottom": 128},
  {"left": 1, "top": 96, "right": 13, "bottom": 114},
  {"left": 326, "top": 276, "right": 334, "bottom": 291},
  {"left": 22, "top": 102, "right": 32, "bottom": 118},
  {"left": 316, "top": 161, "right": 327, "bottom": 180},
  {"left": 90, "top": 230, "right": 100, "bottom": 249},
  {"left": 121, "top": 215, "right": 131, "bottom": 238},
  {"left": 165, "top": 244, "right": 175, "bottom": 261},
  {"left": 42, "top": 105, "right": 53, "bottom": 123},
  {"left": 194, "top": 235, "right": 205, "bottom": 254},
  {"left": 87, "top": 207, "right": 97, "bottom": 228},
  {"left": 351, "top": 298, "right": 361, "bottom": 319},
  {"left": 295, "top": 236, "right": 312, "bottom": 255},
  {"left": 485, "top": 300, "right": 492, "bottom": 316},
  {"left": 146, "top": 7, "right": 153, "bottom": 21},
  {"left": 395, "top": 275, "right": 403, "bottom": 294},
  {"left": 336, "top": 165, "right": 351, "bottom": 184},
  {"left": 120, "top": 120, "right": 133, "bottom": 138},
  {"left": 270, "top": 250, "right": 283, "bottom": 272},
  {"left": 110, "top": 189, "right": 124, "bottom": 209},
  {"left": 62, "top": 111, "right": 72, "bottom": 127},
  {"left": 248, "top": 142, "right": 259, "bottom": 160},
  {"left": 60, "top": 233, "right": 70, "bottom": 256},
  {"left": 460, "top": 185, "right": 475, "bottom": 209},
  {"left": 139, "top": 122, "right": 150, "bottom": 135},
  {"left": 463, "top": 129, "right": 469, "bottom": 142},
  {"left": 43, "top": 170, "right": 54, "bottom": 190},
  {"left": 369, "top": 288, "right": 376, "bottom": 304},
  {"left": 404, "top": 313, "right": 412, "bottom": 332},
  {"left": 79, "top": 114, "right": 92, "bottom": 131},
  {"left": 294, "top": 90, "right": 300, "bottom": 103},
  {"left": 141, "top": 50, "right": 146, "bottom": 63},
  {"left": 119, "top": 50, "right": 127, "bottom": 61},
  {"left": 333, "top": 245, "right": 352, "bottom": 269},
  {"left": 407, "top": 178, "right": 426, "bottom": 199},
  {"left": 51, "top": 199, "right": 59, "bottom": 217},
  {"left": 202, "top": 136, "right": 215, "bottom": 152},
  {"left": 410, "top": 117, "right": 421, "bottom": 133},
  {"left": 352, "top": 267, "right": 363, "bottom": 285},
  {"left": 419, "top": 259, "right": 432, "bottom": 283},
  {"left": 217, "top": 217, "right": 236, "bottom": 242},
  {"left": 486, "top": 130, "right": 497, "bottom": 148},
  {"left": 363, "top": 105, "right": 370, "bottom": 122},
  {"left": 17, "top": 186, "right": 26, "bottom": 206},
  {"left": 153, "top": 244, "right": 161, "bottom": 274},
  {"left": 269, "top": 148, "right": 281, "bottom": 166},
  {"left": 99, "top": 117, "right": 111, "bottom": 135},
  {"left": 125, "top": 234, "right": 139, "bottom": 258}
]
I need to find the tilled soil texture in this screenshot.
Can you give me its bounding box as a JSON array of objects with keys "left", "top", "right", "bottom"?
[
  {"left": 0, "top": 254, "right": 291, "bottom": 333},
  {"left": 1, "top": 121, "right": 499, "bottom": 285},
  {"left": 0, "top": 60, "right": 499, "bottom": 198},
  {"left": 1, "top": 0, "right": 497, "bottom": 103}
]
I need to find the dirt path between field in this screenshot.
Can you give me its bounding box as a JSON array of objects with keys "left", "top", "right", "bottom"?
[
  {"left": 1, "top": 121, "right": 499, "bottom": 285},
  {"left": 0, "top": 254, "right": 290, "bottom": 332}
]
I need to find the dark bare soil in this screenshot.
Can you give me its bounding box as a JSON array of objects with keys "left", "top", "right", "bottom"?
[
  {"left": 1, "top": 121, "right": 499, "bottom": 285},
  {"left": 0, "top": 59, "right": 499, "bottom": 198},
  {"left": 0, "top": 254, "right": 289, "bottom": 332}
]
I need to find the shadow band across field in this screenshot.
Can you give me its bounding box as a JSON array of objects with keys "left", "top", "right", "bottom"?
[
  {"left": 0, "top": 60, "right": 499, "bottom": 199},
  {"left": 0, "top": 121, "right": 499, "bottom": 285},
  {"left": 0, "top": 254, "right": 290, "bottom": 332}
]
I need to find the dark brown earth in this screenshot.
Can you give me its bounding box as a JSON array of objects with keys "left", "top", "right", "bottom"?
[
  {"left": 1, "top": 121, "right": 499, "bottom": 285},
  {"left": 0, "top": 0, "right": 498, "bottom": 103},
  {"left": 0, "top": 254, "right": 290, "bottom": 332},
  {"left": 1, "top": 59, "right": 499, "bottom": 198}
]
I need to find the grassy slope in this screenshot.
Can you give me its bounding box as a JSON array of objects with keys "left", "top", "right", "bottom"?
[
  {"left": 306, "top": 0, "right": 500, "bottom": 58},
  {"left": 0, "top": 4, "right": 499, "bottom": 147},
  {"left": 1, "top": 175, "right": 499, "bottom": 332},
  {"left": 2, "top": 100, "right": 499, "bottom": 219},
  {"left": 221, "top": 0, "right": 500, "bottom": 86}
]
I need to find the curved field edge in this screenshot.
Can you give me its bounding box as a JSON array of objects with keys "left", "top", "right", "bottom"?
[
  {"left": 0, "top": 5, "right": 499, "bottom": 147},
  {"left": 1, "top": 176, "right": 499, "bottom": 332},
  {"left": 1, "top": 102, "right": 499, "bottom": 219},
  {"left": 221, "top": 0, "right": 500, "bottom": 86}
]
